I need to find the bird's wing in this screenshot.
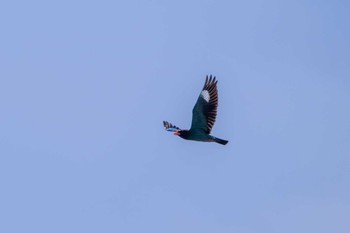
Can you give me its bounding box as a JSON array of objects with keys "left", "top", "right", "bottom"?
[
  {"left": 163, "top": 121, "right": 181, "bottom": 132},
  {"left": 190, "top": 75, "right": 218, "bottom": 134}
]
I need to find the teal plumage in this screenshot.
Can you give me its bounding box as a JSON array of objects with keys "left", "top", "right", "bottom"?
[{"left": 163, "top": 75, "right": 228, "bottom": 145}]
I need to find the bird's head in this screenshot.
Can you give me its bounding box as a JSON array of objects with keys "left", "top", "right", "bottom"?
[{"left": 174, "top": 130, "right": 190, "bottom": 139}]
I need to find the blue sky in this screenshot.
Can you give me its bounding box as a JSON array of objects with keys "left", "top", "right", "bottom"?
[{"left": 1, "top": 0, "right": 349, "bottom": 232}]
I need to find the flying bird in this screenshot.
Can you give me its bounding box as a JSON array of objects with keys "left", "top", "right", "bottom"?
[{"left": 163, "top": 75, "right": 228, "bottom": 145}]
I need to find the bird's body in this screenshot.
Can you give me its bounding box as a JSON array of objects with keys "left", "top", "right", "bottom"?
[{"left": 163, "top": 75, "right": 228, "bottom": 145}]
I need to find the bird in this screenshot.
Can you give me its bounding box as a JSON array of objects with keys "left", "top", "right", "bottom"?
[{"left": 163, "top": 75, "right": 228, "bottom": 145}]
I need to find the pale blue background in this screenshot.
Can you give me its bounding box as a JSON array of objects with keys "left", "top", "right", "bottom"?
[{"left": 1, "top": 1, "right": 349, "bottom": 232}]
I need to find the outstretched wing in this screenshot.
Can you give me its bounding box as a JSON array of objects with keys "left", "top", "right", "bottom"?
[
  {"left": 190, "top": 75, "right": 218, "bottom": 134},
  {"left": 163, "top": 121, "right": 181, "bottom": 132}
]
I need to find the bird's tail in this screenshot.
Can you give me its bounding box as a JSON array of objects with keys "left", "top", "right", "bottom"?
[{"left": 213, "top": 137, "right": 229, "bottom": 145}]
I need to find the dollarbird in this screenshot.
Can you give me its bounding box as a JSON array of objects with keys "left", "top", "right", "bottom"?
[{"left": 163, "top": 75, "right": 228, "bottom": 145}]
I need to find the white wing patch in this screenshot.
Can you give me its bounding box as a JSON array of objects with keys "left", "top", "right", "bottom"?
[{"left": 201, "top": 90, "right": 210, "bottom": 102}]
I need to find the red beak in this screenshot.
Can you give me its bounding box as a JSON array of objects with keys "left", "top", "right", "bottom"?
[{"left": 174, "top": 131, "right": 180, "bottom": 136}]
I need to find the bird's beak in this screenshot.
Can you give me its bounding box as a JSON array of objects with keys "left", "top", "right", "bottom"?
[{"left": 174, "top": 131, "right": 180, "bottom": 136}]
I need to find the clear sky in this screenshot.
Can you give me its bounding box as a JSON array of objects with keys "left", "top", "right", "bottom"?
[{"left": 1, "top": 1, "right": 349, "bottom": 232}]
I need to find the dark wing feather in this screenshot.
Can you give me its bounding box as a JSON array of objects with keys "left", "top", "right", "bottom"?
[
  {"left": 190, "top": 75, "right": 218, "bottom": 134},
  {"left": 163, "top": 121, "right": 181, "bottom": 131}
]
